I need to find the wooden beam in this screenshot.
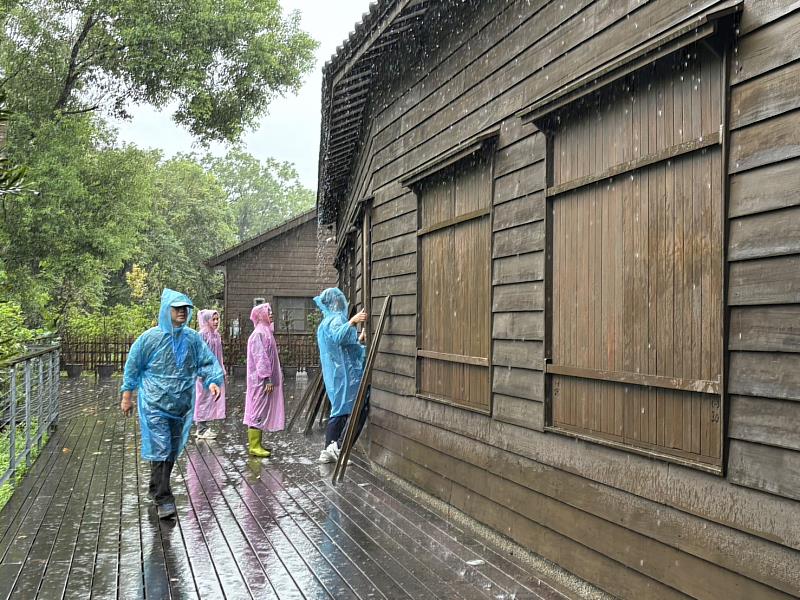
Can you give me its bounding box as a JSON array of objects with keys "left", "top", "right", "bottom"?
[
  {"left": 333, "top": 295, "right": 393, "bottom": 483},
  {"left": 546, "top": 426, "right": 723, "bottom": 475},
  {"left": 417, "top": 350, "right": 489, "bottom": 367},
  {"left": 334, "top": 67, "right": 373, "bottom": 88},
  {"left": 518, "top": 1, "right": 742, "bottom": 123},
  {"left": 546, "top": 364, "right": 721, "bottom": 395},
  {"left": 417, "top": 207, "right": 490, "bottom": 238},
  {"left": 546, "top": 132, "right": 720, "bottom": 198},
  {"left": 401, "top": 125, "right": 500, "bottom": 188},
  {"left": 330, "top": 121, "right": 363, "bottom": 138},
  {"left": 332, "top": 0, "right": 416, "bottom": 88},
  {"left": 332, "top": 96, "right": 368, "bottom": 116},
  {"left": 330, "top": 108, "right": 365, "bottom": 128}
]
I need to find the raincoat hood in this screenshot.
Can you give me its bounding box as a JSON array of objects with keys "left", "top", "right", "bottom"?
[
  {"left": 314, "top": 288, "right": 348, "bottom": 318},
  {"left": 159, "top": 288, "right": 194, "bottom": 333},
  {"left": 250, "top": 303, "right": 272, "bottom": 328},
  {"left": 198, "top": 309, "right": 219, "bottom": 333}
]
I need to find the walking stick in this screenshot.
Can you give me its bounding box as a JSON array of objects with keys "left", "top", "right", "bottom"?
[{"left": 333, "top": 295, "right": 391, "bottom": 483}]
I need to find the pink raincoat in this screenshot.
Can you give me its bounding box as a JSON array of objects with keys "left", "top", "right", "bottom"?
[
  {"left": 194, "top": 309, "right": 226, "bottom": 422},
  {"left": 244, "top": 303, "right": 285, "bottom": 432}
]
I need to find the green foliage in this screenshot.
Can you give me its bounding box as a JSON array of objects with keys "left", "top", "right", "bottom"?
[
  {"left": 1, "top": 0, "right": 317, "bottom": 142},
  {"left": 202, "top": 146, "right": 315, "bottom": 241},
  {"left": 0, "top": 0, "right": 319, "bottom": 336},
  {"left": 0, "top": 93, "right": 27, "bottom": 197},
  {"left": 135, "top": 156, "right": 237, "bottom": 308},
  {"left": 0, "top": 296, "right": 42, "bottom": 361},
  {"left": 64, "top": 303, "right": 157, "bottom": 338},
  {"left": 1, "top": 114, "right": 156, "bottom": 326},
  {"left": 306, "top": 309, "right": 322, "bottom": 333},
  {"left": 0, "top": 421, "right": 48, "bottom": 512}
]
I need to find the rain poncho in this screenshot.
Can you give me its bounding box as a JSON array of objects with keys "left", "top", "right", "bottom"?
[
  {"left": 244, "top": 303, "right": 285, "bottom": 432},
  {"left": 121, "top": 289, "right": 224, "bottom": 461},
  {"left": 314, "top": 288, "right": 365, "bottom": 418},
  {"left": 194, "top": 309, "right": 226, "bottom": 422}
]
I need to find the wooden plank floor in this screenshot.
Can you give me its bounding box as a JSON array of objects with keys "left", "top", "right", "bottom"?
[{"left": 0, "top": 375, "right": 571, "bottom": 600}]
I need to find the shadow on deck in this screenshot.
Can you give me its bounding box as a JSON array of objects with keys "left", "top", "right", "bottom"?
[{"left": 0, "top": 375, "right": 570, "bottom": 600}]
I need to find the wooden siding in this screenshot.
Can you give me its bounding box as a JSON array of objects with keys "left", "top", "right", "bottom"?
[
  {"left": 328, "top": 0, "right": 800, "bottom": 598},
  {"left": 222, "top": 219, "right": 336, "bottom": 335},
  {"left": 726, "top": 1, "right": 800, "bottom": 507}
]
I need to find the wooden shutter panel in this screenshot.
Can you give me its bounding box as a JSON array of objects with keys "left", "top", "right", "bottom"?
[{"left": 548, "top": 45, "right": 724, "bottom": 471}]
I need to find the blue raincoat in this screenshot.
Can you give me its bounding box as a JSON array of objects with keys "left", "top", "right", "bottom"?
[
  {"left": 121, "top": 289, "right": 224, "bottom": 461},
  {"left": 314, "top": 288, "right": 365, "bottom": 418}
]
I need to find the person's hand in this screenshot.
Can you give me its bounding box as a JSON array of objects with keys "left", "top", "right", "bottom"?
[
  {"left": 265, "top": 382, "right": 274, "bottom": 394},
  {"left": 120, "top": 391, "right": 133, "bottom": 417},
  {"left": 349, "top": 309, "right": 368, "bottom": 326},
  {"left": 359, "top": 329, "right": 367, "bottom": 344},
  {"left": 209, "top": 383, "right": 221, "bottom": 401}
]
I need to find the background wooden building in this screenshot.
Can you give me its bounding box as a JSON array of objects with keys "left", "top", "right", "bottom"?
[
  {"left": 319, "top": 1, "right": 800, "bottom": 598},
  {"left": 207, "top": 208, "right": 337, "bottom": 339}
]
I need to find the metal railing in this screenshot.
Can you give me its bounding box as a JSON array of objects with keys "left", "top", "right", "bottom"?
[{"left": 0, "top": 342, "right": 60, "bottom": 487}]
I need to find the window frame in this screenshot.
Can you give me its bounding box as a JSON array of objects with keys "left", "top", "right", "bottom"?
[
  {"left": 406, "top": 133, "right": 498, "bottom": 415},
  {"left": 530, "top": 38, "right": 733, "bottom": 475},
  {"left": 273, "top": 296, "right": 318, "bottom": 334}
]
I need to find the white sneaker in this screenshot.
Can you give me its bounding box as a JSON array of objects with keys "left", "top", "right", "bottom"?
[
  {"left": 326, "top": 441, "right": 341, "bottom": 462},
  {"left": 318, "top": 448, "right": 335, "bottom": 464},
  {"left": 196, "top": 428, "right": 217, "bottom": 440}
]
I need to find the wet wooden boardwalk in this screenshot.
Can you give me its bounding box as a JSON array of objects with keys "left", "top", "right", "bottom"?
[{"left": 0, "top": 376, "right": 570, "bottom": 599}]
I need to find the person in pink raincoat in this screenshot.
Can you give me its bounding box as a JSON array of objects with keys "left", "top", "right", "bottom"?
[
  {"left": 194, "top": 309, "right": 226, "bottom": 439},
  {"left": 244, "top": 303, "right": 285, "bottom": 457}
]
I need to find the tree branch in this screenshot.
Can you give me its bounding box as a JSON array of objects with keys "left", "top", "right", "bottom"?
[
  {"left": 60, "top": 105, "right": 100, "bottom": 116},
  {"left": 53, "top": 12, "right": 98, "bottom": 112}
]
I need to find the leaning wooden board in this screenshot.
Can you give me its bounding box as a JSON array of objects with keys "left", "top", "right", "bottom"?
[{"left": 333, "top": 295, "right": 392, "bottom": 483}]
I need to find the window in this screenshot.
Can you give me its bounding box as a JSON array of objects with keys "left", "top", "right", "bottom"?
[
  {"left": 415, "top": 153, "right": 492, "bottom": 412},
  {"left": 540, "top": 44, "right": 725, "bottom": 471},
  {"left": 274, "top": 297, "right": 317, "bottom": 333},
  {"left": 229, "top": 318, "right": 240, "bottom": 338}
]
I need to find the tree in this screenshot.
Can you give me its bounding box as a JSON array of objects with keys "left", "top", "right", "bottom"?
[
  {"left": 0, "top": 0, "right": 317, "bottom": 141},
  {"left": 134, "top": 156, "right": 237, "bottom": 308},
  {"left": 0, "top": 93, "right": 26, "bottom": 197},
  {"left": 0, "top": 89, "right": 39, "bottom": 359},
  {"left": 202, "top": 146, "right": 315, "bottom": 241},
  {"left": 1, "top": 113, "right": 157, "bottom": 326}
]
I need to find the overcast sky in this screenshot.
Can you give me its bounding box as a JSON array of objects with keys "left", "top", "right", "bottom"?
[{"left": 113, "top": 1, "right": 372, "bottom": 191}]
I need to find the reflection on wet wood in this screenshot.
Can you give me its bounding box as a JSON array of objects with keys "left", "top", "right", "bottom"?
[{"left": 0, "top": 377, "right": 570, "bottom": 600}]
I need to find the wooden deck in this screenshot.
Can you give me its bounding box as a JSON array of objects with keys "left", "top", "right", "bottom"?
[{"left": 0, "top": 376, "right": 571, "bottom": 600}]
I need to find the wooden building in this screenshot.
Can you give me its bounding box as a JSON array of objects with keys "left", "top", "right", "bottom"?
[
  {"left": 206, "top": 208, "right": 336, "bottom": 338},
  {"left": 319, "top": 1, "right": 800, "bottom": 598}
]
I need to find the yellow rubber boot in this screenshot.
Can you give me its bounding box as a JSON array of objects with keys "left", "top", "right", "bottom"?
[{"left": 248, "top": 428, "right": 271, "bottom": 458}]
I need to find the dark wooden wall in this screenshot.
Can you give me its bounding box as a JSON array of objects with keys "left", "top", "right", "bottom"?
[
  {"left": 332, "top": 1, "right": 800, "bottom": 598},
  {"left": 725, "top": 1, "right": 800, "bottom": 505},
  {"left": 222, "top": 219, "right": 337, "bottom": 335}
]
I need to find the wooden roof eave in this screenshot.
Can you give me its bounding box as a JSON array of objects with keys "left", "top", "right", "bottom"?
[
  {"left": 517, "top": 0, "right": 743, "bottom": 125},
  {"left": 319, "top": 0, "right": 431, "bottom": 225},
  {"left": 400, "top": 125, "right": 501, "bottom": 189},
  {"left": 206, "top": 209, "right": 318, "bottom": 267}
]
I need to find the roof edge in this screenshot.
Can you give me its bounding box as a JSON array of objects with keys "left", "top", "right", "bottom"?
[{"left": 206, "top": 208, "right": 318, "bottom": 267}]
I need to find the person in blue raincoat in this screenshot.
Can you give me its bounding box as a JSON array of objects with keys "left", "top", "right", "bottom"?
[
  {"left": 314, "top": 287, "right": 369, "bottom": 464},
  {"left": 120, "top": 288, "right": 224, "bottom": 519}
]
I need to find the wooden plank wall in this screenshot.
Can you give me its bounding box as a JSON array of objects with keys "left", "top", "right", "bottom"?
[
  {"left": 726, "top": 1, "right": 800, "bottom": 501},
  {"left": 334, "top": 0, "right": 800, "bottom": 598},
  {"left": 223, "top": 219, "right": 337, "bottom": 335}
]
